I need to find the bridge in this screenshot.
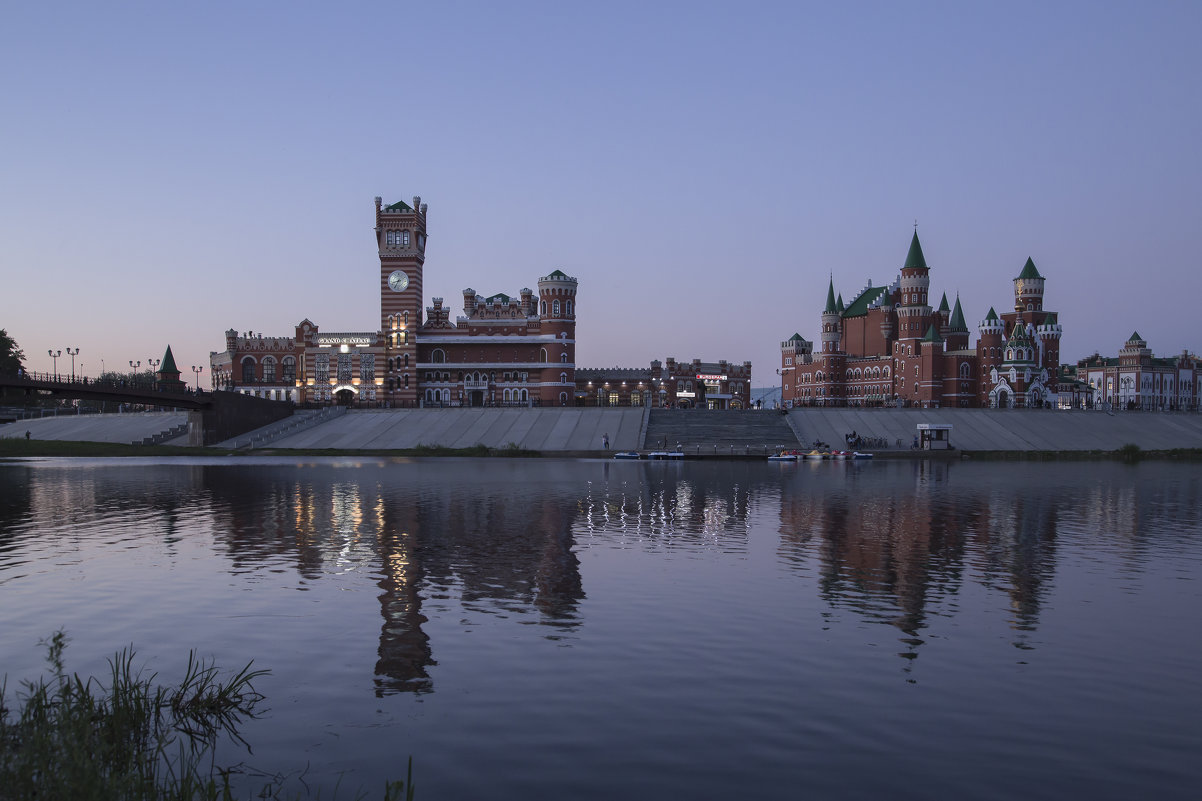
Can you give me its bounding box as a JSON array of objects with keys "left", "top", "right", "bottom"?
[{"left": 0, "top": 371, "right": 292, "bottom": 445}]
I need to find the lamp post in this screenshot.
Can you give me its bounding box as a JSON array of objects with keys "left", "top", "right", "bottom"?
[
  {"left": 48, "top": 349, "right": 61, "bottom": 380},
  {"left": 191, "top": 365, "right": 203, "bottom": 391},
  {"left": 147, "top": 358, "right": 161, "bottom": 390},
  {"left": 129, "top": 360, "right": 141, "bottom": 384},
  {"left": 66, "top": 347, "right": 80, "bottom": 381}
]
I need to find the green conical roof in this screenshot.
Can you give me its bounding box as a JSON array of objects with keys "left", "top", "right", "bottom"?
[
  {"left": 788, "top": 333, "right": 805, "bottom": 342},
  {"left": 1128, "top": 331, "right": 1142, "bottom": 342},
  {"left": 1043, "top": 312, "right": 1057, "bottom": 325},
  {"left": 923, "top": 324, "right": 943, "bottom": 343},
  {"left": 903, "top": 231, "right": 928, "bottom": 271},
  {"left": 1016, "top": 257, "right": 1043, "bottom": 280},
  {"left": 949, "top": 296, "right": 967, "bottom": 330},
  {"left": 938, "top": 293, "right": 950, "bottom": 312},
  {"left": 985, "top": 306, "right": 1000, "bottom": 321},
  {"left": 160, "top": 345, "right": 179, "bottom": 374},
  {"left": 836, "top": 294, "right": 845, "bottom": 313},
  {"left": 825, "top": 278, "right": 837, "bottom": 313}
]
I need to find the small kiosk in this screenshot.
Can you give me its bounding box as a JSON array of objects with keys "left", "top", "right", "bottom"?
[{"left": 916, "top": 423, "right": 953, "bottom": 451}]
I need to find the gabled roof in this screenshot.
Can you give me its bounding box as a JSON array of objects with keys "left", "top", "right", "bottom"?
[
  {"left": 384, "top": 200, "right": 413, "bottom": 211},
  {"left": 841, "top": 284, "right": 891, "bottom": 318},
  {"left": 903, "top": 231, "right": 928, "bottom": 271},
  {"left": 824, "top": 278, "right": 837, "bottom": 314},
  {"left": 546, "top": 269, "right": 569, "bottom": 279},
  {"left": 1016, "top": 257, "right": 1043, "bottom": 280},
  {"left": 922, "top": 324, "right": 943, "bottom": 343},
  {"left": 484, "top": 292, "right": 512, "bottom": 303},
  {"left": 949, "top": 295, "right": 967, "bottom": 330}
]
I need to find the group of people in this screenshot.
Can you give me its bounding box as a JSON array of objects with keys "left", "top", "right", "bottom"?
[{"left": 844, "top": 430, "right": 863, "bottom": 448}]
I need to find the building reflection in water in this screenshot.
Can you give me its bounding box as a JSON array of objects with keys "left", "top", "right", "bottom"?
[{"left": 199, "top": 461, "right": 587, "bottom": 695}]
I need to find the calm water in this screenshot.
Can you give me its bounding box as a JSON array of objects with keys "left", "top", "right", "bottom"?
[{"left": 1, "top": 457, "right": 1200, "bottom": 800}]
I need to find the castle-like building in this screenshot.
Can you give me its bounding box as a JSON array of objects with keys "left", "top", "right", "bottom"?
[
  {"left": 1076, "top": 333, "right": 1200, "bottom": 411},
  {"left": 211, "top": 196, "right": 579, "bottom": 407},
  {"left": 780, "top": 231, "right": 1066, "bottom": 408}
]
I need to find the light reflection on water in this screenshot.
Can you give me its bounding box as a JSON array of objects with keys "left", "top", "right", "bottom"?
[{"left": 1, "top": 457, "right": 1201, "bottom": 800}]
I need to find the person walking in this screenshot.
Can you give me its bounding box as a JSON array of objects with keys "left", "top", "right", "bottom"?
[{"left": 602, "top": 433, "right": 609, "bottom": 450}]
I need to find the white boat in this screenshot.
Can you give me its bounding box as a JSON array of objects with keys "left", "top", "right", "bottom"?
[
  {"left": 852, "top": 451, "right": 874, "bottom": 459},
  {"left": 613, "top": 451, "right": 641, "bottom": 460},
  {"left": 768, "top": 451, "right": 799, "bottom": 461}
]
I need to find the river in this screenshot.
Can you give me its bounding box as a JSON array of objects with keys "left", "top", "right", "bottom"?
[{"left": 1, "top": 457, "right": 1200, "bottom": 800}]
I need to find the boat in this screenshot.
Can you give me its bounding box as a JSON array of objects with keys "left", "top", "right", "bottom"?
[
  {"left": 852, "top": 451, "right": 874, "bottom": 459},
  {"left": 804, "top": 450, "right": 827, "bottom": 460},
  {"left": 646, "top": 451, "right": 685, "bottom": 460},
  {"left": 831, "top": 450, "right": 850, "bottom": 460},
  {"left": 613, "top": 451, "right": 641, "bottom": 460},
  {"left": 768, "top": 450, "right": 799, "bottom": 461}
]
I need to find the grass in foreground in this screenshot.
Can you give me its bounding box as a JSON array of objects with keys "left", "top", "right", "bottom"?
[{"left": 0, "top": 632, "right": 413, "bottom": 800}]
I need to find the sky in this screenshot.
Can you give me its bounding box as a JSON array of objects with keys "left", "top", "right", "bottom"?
[{"left": 3, "top": 1, "right": 1200, "bottom": 384}]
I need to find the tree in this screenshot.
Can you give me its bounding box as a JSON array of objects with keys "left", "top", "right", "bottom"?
[{"left": 0, "top": 328, "right": 25, "bottom": 374}]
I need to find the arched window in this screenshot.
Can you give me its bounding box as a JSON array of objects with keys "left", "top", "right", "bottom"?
[
  {"left": 520, "top": 389, "right": 528, "bottom": 402},
  {"left": 282, "top": 356, "right": 296, "bottom": 382},
  {"left": 540, "top": 348, "right": 548, "bottom": 363},
  {"left": 403, "top": 373, "right": 409, "bottom": 388},
  {"left": 959, "top": 362, "right": 970, "bottom": 379},
  {"left": 403, "top": 354, "right": 409, "bottom": 367},
  {"left": 559, "top": 372, "right": 568, "bottom": 384},
  {"left": 560, "top": 352, "right": 569, "bottom": 363},
  {"left": 541, "top": 300, "right": 547, "bottom": 315},
  {"left": 553, "top": 299, "right": 561, "bottom": 316},
  {"left": 240, "top": 357, "right": 257, "bottom": 383},
  {"left": 566, "top": 300, "right": 573, "bottom": 316},
  {"left": 402, "top": 310, "right": 409, "bottom": 325},
  {"left": 431, "top": 349, "right": 445, "bottom": 364}
]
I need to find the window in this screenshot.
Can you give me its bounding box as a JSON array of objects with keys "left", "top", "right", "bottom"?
[
  {"left": 361, "top": 354, "right": 375, "bottom": 382},
  {"left": 431, "top": 349, "right": 445, "bottom": 364},
  {"left": 541, "top": 301, "right": 547, "bottom": 315},
  {"left": 540, "top": 348, "right": 548, "bottom": 363},
  {"left": 282, "top": 356, "right": 296, "bottom": 382},
  {"left": 566, "top": 300, "right": 573, "bottom": 316},
  {"left": 560, "top": 372, "right": 568, "bottom": 384},
  {"left": 337, "top": 354, "right": 352, "bottom": 383},
  {"left": 560, "top": 352, "right": 569, "bottom": 363},
  {"left": 262, "top": 357, "right": 276, "bottom": 383},
  {"left": 241, "top": 357, "right": 256, "bottom": 383},
  {"left": 785, "top": 357, "right": 793, "bottom": 366},
  {"left": 553, "top": 299, "right": 561, "bottom": 316},
  {"left": 315, "top": 354, "right": 329, "bottom": 383}
]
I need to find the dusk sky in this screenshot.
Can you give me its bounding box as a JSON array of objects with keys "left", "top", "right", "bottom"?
[{"left": 4, "top": 1, "right": 1200, "bottom": 384}]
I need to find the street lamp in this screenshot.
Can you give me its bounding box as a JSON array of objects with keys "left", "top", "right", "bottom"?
[
  {"left": 66, "top": 347, "right": 80, "bottom": 381},
  {"left": 191, "top": 365, "right": 203, "bottom": 391},
  {"left": 48, "top": 349, "right": 61, "bottom": 380},
  {"left": 129, "top": 360, "right": 141, "bottom": 383}
]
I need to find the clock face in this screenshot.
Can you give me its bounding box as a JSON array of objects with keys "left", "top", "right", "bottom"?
[{"left": 388, "top": 270, "right": 409, "bottom": 292}]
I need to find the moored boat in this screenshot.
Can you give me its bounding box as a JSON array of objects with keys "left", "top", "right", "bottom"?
[
  {"left": 613, "top": 451, "right": 641, "bottom": 460},
  {"left": 852, "top": 451, "right": 874, "bottom": 459}
]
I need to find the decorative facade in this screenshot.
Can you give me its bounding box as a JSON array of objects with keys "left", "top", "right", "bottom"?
[
  {"left": 1076, "top": 333, "right": 1200, "bottom": 411},
  {"left": 780, "top": 231, "right": 1066, "bottom": 408},
  {"left": 575, "top": 358, "right": 752, "bottom": 408},
  {"left": 211, "top": 196, "right": 579, "bottom": 407}
]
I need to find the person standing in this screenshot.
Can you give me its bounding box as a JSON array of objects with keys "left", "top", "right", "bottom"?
[{"left": 602, "top": 433, "right": 609, "bottom": 450}]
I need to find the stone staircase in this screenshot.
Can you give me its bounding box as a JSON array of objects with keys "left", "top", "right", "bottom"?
[
  {"left": 643, "top": 409, "right": 801, "bottom": 456},
  {"left": 139, "top": 422, "right": 189, "bottom": 446},
  {"left": 213, "top": 407, "right": 345, "bottom": 449}
]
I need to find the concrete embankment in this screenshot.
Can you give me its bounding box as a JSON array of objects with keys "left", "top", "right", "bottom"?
[{"left": 5, "top": 406, "right": 1202, "bottom": 454}]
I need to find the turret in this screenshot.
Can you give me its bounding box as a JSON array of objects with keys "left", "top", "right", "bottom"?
[
  {"left": 820, "top": 278, "right": 841, "bottom": 354},
  {"left": 946, "top": 295, "right": 970, "bottom": 351},
  {"left": 898, "top": 231, "right": 932, "bottom": 339},
  {"left": 1014, "top": 257, "right": 1045, "bottom": 314}
]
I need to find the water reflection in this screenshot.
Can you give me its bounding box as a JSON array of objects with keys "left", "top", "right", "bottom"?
[{"left": 1, "top": 458, "right": 1198, "bottom": 686}]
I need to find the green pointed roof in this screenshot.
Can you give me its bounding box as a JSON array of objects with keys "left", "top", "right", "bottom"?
[
  {"left": 922, "top": 324, "right": 943, "bottom": 343},
  {"left": 384, "top": 199, "right": 413, "bottom": 211},
  {"left": 825, "top": 278, "right": 837, "bottom": 313},
  {"left": 484, "top": 292, "right": 512, "bottom": 303},
  {"left": 841, "top": 285, "right": 891, "bottom": 318},
  {"left": 938, "top": 293, "right": 950, "bottom": 312},
  {"left": 1128, "top": 331, "right": 1143, "bottom": 342},
  {"left": 787, "top": 333, "right": 805, "bottom": 342},
  {"left": 949, "top": 296, "right": 967, "bottom": 330},
  {"left": 903, "top": 231, "right": 929, "bottom": 271},
  {"left": 836, "top": 294, "right": 845, "bottom": 313},
  {"left": 160, "top": 345, "right": 179, "bottom": 374},
  {"left": 547, "top": 269, "right": 569, "bottom": 278},
  {"left": 1016, "top": 257, "right": 1043, "bottom": 280},
  {"left": 984, "top": 306, "right": 1000, "bottom": 322},
  {"left": 1042, "top": 312, "right": 1058, "bottom": 325}
]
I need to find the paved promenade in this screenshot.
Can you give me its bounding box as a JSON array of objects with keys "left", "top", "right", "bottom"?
[{"left": 5, "top": 406, "right": 1202, "bottom": 453}]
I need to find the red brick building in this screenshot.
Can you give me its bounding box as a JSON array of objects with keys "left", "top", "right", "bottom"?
[
  {"left": 780, "top": 231, "right": 1065, "bottom": 408},
  {"left": 1076, "top": 333, "right": 1200, "bottom": 411},
  {"left": 575, "top": 358, "right": 752, "bottom": 408},
  {"left": 211, "top": 196, "right": 579, "bottom": 407}
]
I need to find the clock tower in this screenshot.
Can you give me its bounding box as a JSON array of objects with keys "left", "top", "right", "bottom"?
[{"left": 376, "top": 195, "right": 427, "bottom": 406}]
